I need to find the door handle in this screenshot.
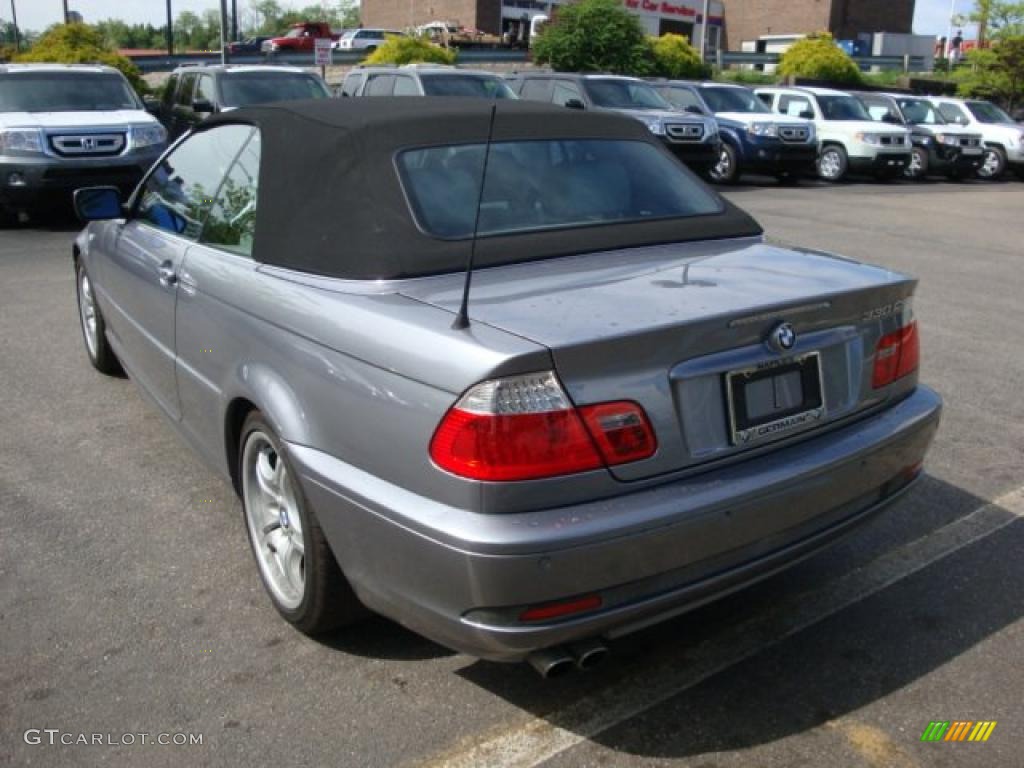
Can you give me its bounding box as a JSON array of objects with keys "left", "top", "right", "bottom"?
[{"left": 158, "top": 262, "right": 178, "bottom": 287}]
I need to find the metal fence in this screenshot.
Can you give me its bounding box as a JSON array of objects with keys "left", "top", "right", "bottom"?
[{"left": 128, "top": 49, "right": 926, "bottom": 74}]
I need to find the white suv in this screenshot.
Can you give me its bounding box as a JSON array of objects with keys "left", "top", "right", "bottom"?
[
  {"left": 756, "top": 86, "right": 911, "bottom": 181},
  {"left": 930, "top": 96, "right": 1024, "bottom": 180},
  {"left": 0, "top": 63, "right": 167, "bottom": 224},
  {"left": 335, "top": 28, "right": 405, "bottom": 52}
]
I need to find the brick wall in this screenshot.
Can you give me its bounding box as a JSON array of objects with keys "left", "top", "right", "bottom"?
[
  {"left": 829, "top": 0, "right": 914, "bottom": 39},
  {"left": 721, "top": 0, "right": 915, "bottom": 49}
]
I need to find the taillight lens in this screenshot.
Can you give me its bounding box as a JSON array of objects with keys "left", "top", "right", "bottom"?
[
  {"left": 429, "top": 372, "right": 656, "bottom": 481},
  {"left": 872, "top": 321, "right": 919, "bottom": 388}
]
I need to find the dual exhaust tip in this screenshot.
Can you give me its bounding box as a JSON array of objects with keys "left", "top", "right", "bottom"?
[{"left": 527, "top": 639, "right": 609, "bottom": 678}]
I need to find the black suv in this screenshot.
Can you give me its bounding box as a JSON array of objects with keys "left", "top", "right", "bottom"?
[
  {"left": 158, "top": 65, "right": 331, "bottom": 139},
  {"left": 506, "top": 72, "right": 720, "bottom": 173}
]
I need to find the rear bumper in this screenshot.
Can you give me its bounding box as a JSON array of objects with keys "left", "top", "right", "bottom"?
[
  {"left": 293, "top": 385, "right": 941, "bottom": 661},
  {"left": 849, "top": 152, "right": 911, "bottom": 176},
  {"left": 662, "top": 139, "right": 720, "bottom": 171},
  {"left": 0, "top": 150, "right": 161, "bottom": 208}
]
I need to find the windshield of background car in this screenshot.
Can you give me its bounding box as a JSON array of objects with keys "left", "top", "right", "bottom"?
[
  {"left": 420, "top": 75, "right": 517, "bottom": 99},
  {"left": 397, "top": 138, "right": 722, "bottom": 239},
  {"left": 897, "top": 98, "right": 945, "bottom": 125},
  {"left": 220, "top": 73, "right": 330, "bottom": 107},
  {"left": 0, "top": 72, "right": 141, "bottom": 112},
  {"left": 816, "top": 94, "right": 872, "bottom": 121},
  {"left": 966, "top": 100, "right": 1013, "bottom": 123},
  {"left": 700, "top": 86, "right": 772, "bottom": 114},
  {"left": 584, "top": 79, "right": 670, "bottom": 110}
]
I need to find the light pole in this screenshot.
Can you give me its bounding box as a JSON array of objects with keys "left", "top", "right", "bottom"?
[
  {"left": 220, "top": 0, "right": 228, "bottom": 64},
  {"left": 10, "top": 0, "right": 20, "bottom": 51},
  {"left": 699, "top": 0, "right": 711, "bottom": 62},
  {"left": 62, "top": 0, "right": 69, "bottom": 24},
  {"left": 165, "top": 0, "right": 173, "bottom": 55},
  {"left": 946, "top": 0, "right": 956, "bottom": 58}
]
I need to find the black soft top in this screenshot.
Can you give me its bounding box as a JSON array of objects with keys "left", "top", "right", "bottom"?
[{"left": 202, "top": 98, "right": 762, "bottom": 280}]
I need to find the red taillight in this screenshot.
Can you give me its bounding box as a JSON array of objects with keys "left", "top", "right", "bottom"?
[
  {"left": 578, "top": 401, "right": 657, "bottom": 465},
  {"left": 429, "top": 372, "right": 656, "bottom": 481},
  {"left": 872, "top": 321, "right": 919, "bottom": 388},
  {"left": 519, "top": 594, "right": 602, "bottom": 623}
]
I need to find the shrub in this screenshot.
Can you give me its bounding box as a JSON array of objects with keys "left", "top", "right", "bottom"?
[
  {"left": 954, "top": 36, "right": 1024, "bottom": 111},
  {"left": 777, "top": 32, "right": 861, "bottom": 84},
  {"left": 532, "top": 0, "right": 653, "bottom": 74},
  {"left": 15, "top": 23, "right": 148, "bottom": 95},
  {"left": 649, "top": 34, "right": 707, "bottom": 79},
  {"left": 363, "top": 35, "right": 456, "bottom": 66}
]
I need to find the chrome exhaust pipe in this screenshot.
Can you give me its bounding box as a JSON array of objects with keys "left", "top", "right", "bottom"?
[
  {"left": 527, "top": 647, "right": 575, "bottom": 679},
  {"left": 569, "top": 638, "right": 609, "bottom": 671}
]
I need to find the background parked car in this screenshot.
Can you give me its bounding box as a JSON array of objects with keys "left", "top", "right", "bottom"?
[
  {"left": 756, "top": 86, "right": 911, "bottom": 182},
  {"left": 507, "top": 72, "right": 720, "bottom": 174},
  {"left": 0, "top": 63, "right": 166, "bottom": 224},
  {"left": 853, "top": 92, "right": 983, "bottom": 180},
  {"left": 651, "top": 80, "right": 817, "bottom": 184},
  {"left": 226, "top": 36, "right": 271, "bottom": 55},
  {"left": 930, "top": 96, "right": 1024, "bottom": 180},
  {"left": 335, "top": 28, "right": 405, "bottom": 52},
  {"left": 340, "top": 64, "right": 517, "bottom": 99},
  {"left": 158, "top": 64, "right": 330, "bottom": 140},
  {"left": 261, "top": 22, "right": 339, "bottom": 54}
]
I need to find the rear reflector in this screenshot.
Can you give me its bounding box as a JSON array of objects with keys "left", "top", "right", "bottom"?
[
  {"left": 872, "top": 321, "right": 919, "bottom": 388},
  {"left": 519, "top": 594, "right": 602, "bottom": 623},
  {"left": 430, "top": 372, "right": 656, "bottom": 481}
]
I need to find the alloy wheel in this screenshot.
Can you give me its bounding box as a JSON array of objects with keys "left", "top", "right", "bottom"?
[
  {"left": 242, "top": 432, "right": 306, "bottom": 610},
  {"left": 78, "top": 271, "right": 99, "bottom": 360},
  {"left": 819, "top": 150, "right": 842, "bottom": 180}
]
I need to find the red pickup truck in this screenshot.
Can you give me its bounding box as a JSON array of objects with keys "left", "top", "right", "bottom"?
[{"left": 261, "top": 22, "right": 340, "bottom": 53}]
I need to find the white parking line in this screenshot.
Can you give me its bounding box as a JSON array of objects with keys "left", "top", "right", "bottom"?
[{"left": 417, "top": 484, "right": 1024, "bottom": 768}]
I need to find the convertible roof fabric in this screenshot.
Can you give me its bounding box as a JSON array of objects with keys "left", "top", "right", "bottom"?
[{"left": 203, "top": 97, "right": 763, "bottom": 279}]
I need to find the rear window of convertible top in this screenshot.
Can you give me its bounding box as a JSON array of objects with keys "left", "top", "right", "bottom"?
[{"left": 396, "top": 139, "right": 722, "bottom": 240}]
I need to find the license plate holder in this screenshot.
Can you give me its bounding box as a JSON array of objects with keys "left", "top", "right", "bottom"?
[{"left": 726, "top": 352, "right": 825, "bottom": 446}]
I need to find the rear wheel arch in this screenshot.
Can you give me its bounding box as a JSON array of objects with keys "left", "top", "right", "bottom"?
[{"left": 225, "top": 397, "right": 258, "bottom": 495}]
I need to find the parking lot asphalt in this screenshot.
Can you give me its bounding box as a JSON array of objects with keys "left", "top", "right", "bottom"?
[{"left": 2, "top": 179, "right": 1022, "bottom": 768}]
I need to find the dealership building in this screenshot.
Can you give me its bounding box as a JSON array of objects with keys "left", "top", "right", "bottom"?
[{"left": 360, "top": 0, "right": 915, "bottom": 52}]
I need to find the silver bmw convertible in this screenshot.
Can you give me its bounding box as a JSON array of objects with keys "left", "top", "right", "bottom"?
[{"left": 72, "top": 98, "right": 941, "bottom": 675}]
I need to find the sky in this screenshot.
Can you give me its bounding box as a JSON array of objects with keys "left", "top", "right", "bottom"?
[{"left": 1, "top": 0, "right": 978, "bottom": 38}]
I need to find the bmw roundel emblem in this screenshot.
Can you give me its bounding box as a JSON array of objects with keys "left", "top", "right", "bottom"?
[{"left": 769, "top": 322, "right": 797, "bottom": 353}]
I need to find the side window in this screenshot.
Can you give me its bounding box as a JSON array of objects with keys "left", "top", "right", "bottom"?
[
  {"left": 552, "top": 80, "right": 583, "bottom": 107},
  {"left": 135, "top": 125, "right": 253, "bottom": 239},
  {"left": 365, "top": 74, "right": 395, "bottom": 96},
  {"left": 519, "top": 79, "right": 553, "bottom": 102},
  {"left": 340, "top": 72, "right": 363, "bottom": 97},
  {"left": 162, "top": 75, "right": 179, "bottom": 108},
  {"left": 176, "top": 73, "right": 197, "bottom": 107},
  {"left": 196, "top": 75, "right": 217, "bottom": 105},
  {"left": 201, "top": 130, "right": 261, "bottom": 256},
  {"left": 938, "top": 103, "right": 968, "bottom": 125},
  {"left": 393, "top": 76, "right": 419, "bottom": 96},
  {"left": 756, "top": 92, "right": 775, "bottom": 109}
]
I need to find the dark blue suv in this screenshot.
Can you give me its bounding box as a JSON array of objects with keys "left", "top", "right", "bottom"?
[{"left": 652, "top": 81, "right": 818, "bottom": 184}]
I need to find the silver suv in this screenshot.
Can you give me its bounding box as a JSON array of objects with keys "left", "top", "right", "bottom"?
[
  {"left": 339, "top": 64, "right": 517, "bottom": 99},
  {"left": 0, "top": 64, "right": 166, "bottom": 223}
]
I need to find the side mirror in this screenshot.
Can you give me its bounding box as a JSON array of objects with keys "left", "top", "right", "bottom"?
[
  {"left": 684, "top": 105, "right": 706, "bottom": 115},
  {"left": 564, "top": 98, "right": 586, "bottom": 110},
  {"left": 192, "top": 99, "right": 216, "bottom": 115},
  {"left": 143, "top": 96, "right": 161, "bottom": 115},
  {"left": 74, "top": 187, "right": 124, "bottom": 222},
  {"left": 882, "top": 113, "right": 902, "bottom": 124},
  {"left": 800, "top": 110, "right": 814, "bottom": 120}
]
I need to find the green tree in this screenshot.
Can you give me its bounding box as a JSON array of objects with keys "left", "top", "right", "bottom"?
[
  {"left": 777, "top": 32, "right": 862, "bottom": 84},
  {"left": 649, "top": 33, "right": 707, "bottom": 78},
  {"left": 15, "top": 23, "right": 147, "bottom": 94},
  {"left": 970, "top": 0, "right": 1024, "bottom": 40},
  {"left": 173, "top": 10, "right": 202, "bottom": 49},
  {"left": 532, "top": 0, "right": 653, "bottom": 74},
  {"left": 364, "top": 35, "right": 456, "bottom": 65},
  {"left": 955, "top": 35, "right": 1024, "bottom": 109}
]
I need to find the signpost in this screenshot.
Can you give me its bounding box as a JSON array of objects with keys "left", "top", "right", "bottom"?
[{"left": 315, "top": 37, "right": 333, "bottom": 81}]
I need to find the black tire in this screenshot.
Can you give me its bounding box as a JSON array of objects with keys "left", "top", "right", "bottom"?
[
  {"left": 75, "top": 260, "right": 124, "bottom": 376},
  {"left": 239, "top": 412, "right": 368, "bottom": 635},
  {"left": 817, "top": 144, "right": 848, "bottom": 182},
  {"left": 978, "top": 146, "right": 1007, "bottom": 180},
  {"left": 905, "top": 147, "right": 928, "bottom": 180},
  {"left": 708, "top": 142, "right": 740, "bottom": 184}
]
